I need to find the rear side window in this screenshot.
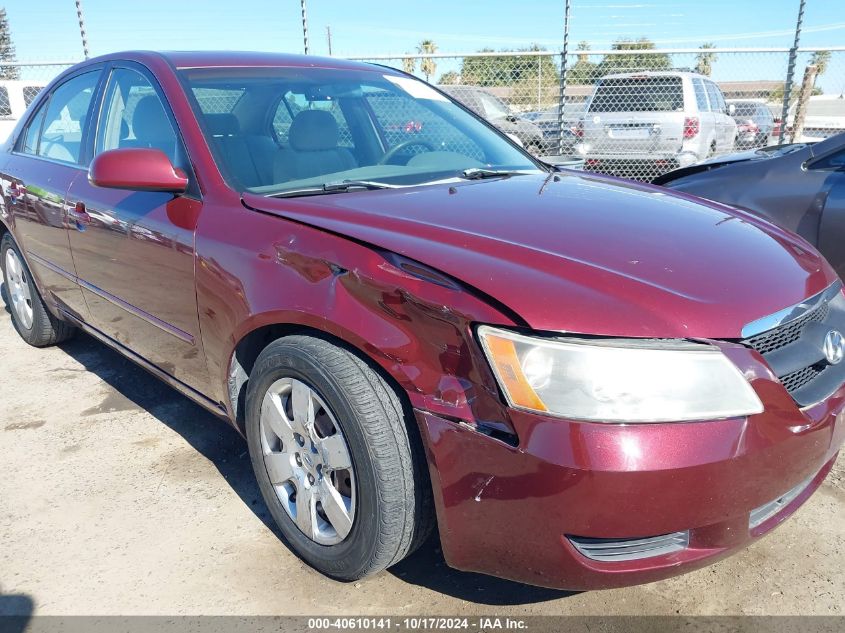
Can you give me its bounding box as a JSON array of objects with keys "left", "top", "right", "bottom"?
[
  {"left": 705, "top": 82, "right": 726, "bottom": 114},
  {"left": 588, "top": 76, "right": 683, "bottom": 113},
  {"left": 692, "top": 79, "right": 709, "bottom": 112},
  {"left": 38, "top": 71, "right": 100, "bottom": 164},
  {"left": 0, "top": 87, "right": 10, "bottom": 117}
]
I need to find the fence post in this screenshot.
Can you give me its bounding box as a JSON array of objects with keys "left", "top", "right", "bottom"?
[
  {"left": 779, "top": 0, "right": 805, "bottom": 144},
  {"left": 538, "top": 56, "right": 542, "bottom": 110},
  {"left": 557, "top": 0, "right": 572, "bottom": 155}
]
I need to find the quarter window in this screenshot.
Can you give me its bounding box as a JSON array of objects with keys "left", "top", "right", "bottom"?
[
  {"left": 21, "top": 103, "right": 47, "bottom": 155},
  {"left": 38, "top": 71, "right": 100, "bottom": 164}
]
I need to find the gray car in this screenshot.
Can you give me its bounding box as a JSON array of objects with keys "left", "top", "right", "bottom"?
[
  {"left": 438, "top": 85, "right": 544, "bottom": 153},
  {"left": 729, "top": 100, "right": 775, "bottom": 149},
  {"left": 654, "top": 133, "right": 845, "bottom": 277}
]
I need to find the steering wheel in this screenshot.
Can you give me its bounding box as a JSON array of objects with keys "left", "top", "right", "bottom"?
[{"left": 378, "top": 140, "right": 436, "bottom": 165}]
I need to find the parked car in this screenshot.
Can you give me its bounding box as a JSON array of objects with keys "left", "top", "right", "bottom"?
[
  {"left": 0, "top": 80, "right": 46, "bottom": 143},
  {"left": 438, "top": 84, "right": 544, "bottom": 153},
  {"left": 579, "top": 71, "right": 737, "bottom": 180},
  {"left": 728, "top": 100, "right": 774, "bottom": 148},
  {"left": 521, "top": 104, "right": 584, "bottom": 157},
  {"left": 655, "top": 132, "right": 845, "bottom": 277},
  {"left": 2, "top": 52, "right": 845, "bottom": 591}
]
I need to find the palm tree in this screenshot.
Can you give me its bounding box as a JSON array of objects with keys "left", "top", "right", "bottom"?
[
  {"left": 810, "top": 50, "right": 831, "bottom": 76},
  {"left": 402, "top": 55, "right": 416, "bottom": 75},
  {"left": 417, "top": 39, "right": 438, "bottom": 82},
  {"left": 695, "top": 43, "right": 717, "bottom": 76}
]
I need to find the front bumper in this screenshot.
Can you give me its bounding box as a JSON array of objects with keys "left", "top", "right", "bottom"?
[{"left": 415, "top": 351, "right": 845, "bottom": 590}]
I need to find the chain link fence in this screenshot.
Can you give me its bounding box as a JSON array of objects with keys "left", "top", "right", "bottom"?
[
  {"left": 352, "top": 48, "right": 845, "bottom": 181},
  {"left": 2, "top": 50, "right": 843, "bottom": 182}
]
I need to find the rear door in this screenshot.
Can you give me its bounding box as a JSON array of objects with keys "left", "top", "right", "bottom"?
[
  {"left": 583, "top": 75, "right": 685, "bottom": 156},
  {"left": 64, "top": 63, "right": 208, "bottom": 391},
  {"left": 1, "top": 68, "right": 102, "bottom": 319}
]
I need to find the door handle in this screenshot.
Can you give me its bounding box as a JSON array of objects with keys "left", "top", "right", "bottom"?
[{"left": 67, "top": 201, "right": 91, "bottom": 230}]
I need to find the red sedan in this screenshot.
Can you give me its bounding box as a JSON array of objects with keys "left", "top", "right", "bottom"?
[{"left": 1, "top": 51, "right": 843, "bottom": 590}]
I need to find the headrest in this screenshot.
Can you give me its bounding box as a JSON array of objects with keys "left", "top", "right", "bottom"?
[
  {"left": 131, "top": 95, "right": 173, "bottom": 143},
  {"left": 205, "top": 113, "right": 241, "bottom": 136},
  {"left": 288, "top": 109, "right": 339, "bottom": 151}
]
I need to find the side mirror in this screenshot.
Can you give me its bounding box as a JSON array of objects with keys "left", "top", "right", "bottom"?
[
  {"left": 89, "top": 148, "right": 188, "bottom": 193},
  {"left": 728, "top": 103, "right": 736, "bottom": 116}
]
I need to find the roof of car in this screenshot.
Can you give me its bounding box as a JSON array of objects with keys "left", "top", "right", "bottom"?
[
  {"left": 599, "top": 71, "right": 709, "bottom": 80},
  {"left": 88, "top": 50, "right": 388, "bottom": 73}
]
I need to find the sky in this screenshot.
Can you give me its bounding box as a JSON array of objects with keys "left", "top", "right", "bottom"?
[{"left": 4, "top": 1, "right": 844, "bottom": 92}]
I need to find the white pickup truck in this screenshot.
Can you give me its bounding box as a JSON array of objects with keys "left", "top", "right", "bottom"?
[{"left": 0, "top": 80, "right": 46, "bottom": 143}]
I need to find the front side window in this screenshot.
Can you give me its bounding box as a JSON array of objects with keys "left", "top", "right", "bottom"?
[
  {"left": 96, "top": 67, "right": 184, "bottom": 170},
  {"left": 38, "top": 71, "right": 99, "bottom": 164},
  {"left": 181, "top": 66, "right": 539, "bottom": 195}
]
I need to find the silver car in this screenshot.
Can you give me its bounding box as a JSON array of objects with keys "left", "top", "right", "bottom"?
[{"left": 578, "top": 71, "right": 737, "bottom": 180}]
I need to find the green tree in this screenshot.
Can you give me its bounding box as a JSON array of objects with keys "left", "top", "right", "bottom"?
[
  {"left": 438, "top": 70, "right": 460, "bottom": 85},
  {"left": 460, "top": 44, "right": 559, "bottom": 87},
  {"left": 568, "top": 40, "right": 599, "bottom": 85},
  {"left": 0, "top": 8, "right": 19, "bottom": 80},
  {"left": 596, "top": 38, "right": 671, "bottom": 76},
  {"left": 417, "top": 40, "right": 438, "bottom": 82},
  {"left": 695, "top": 43, "right": 717, "bottom": 76}
]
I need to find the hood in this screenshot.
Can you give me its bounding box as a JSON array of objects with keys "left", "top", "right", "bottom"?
[{"left": 243, "top": 172, "right": 835, "bottom": 338}]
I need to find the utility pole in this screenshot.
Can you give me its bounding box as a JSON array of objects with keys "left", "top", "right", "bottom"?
[
  {"left": 300, "top": 0, "right": 309, "bottom": 55},
  {"left": 75, "top": 0, "right": 89, "bottom": 59},
  {"left": 779, "top": 0, "right": 805, "bottom": 144},
  {"left": 326, "top": 25, "right": 332, "bottom": 56},
  {"left": 557, "top": 0, "right": 571, "bottom": 156}
]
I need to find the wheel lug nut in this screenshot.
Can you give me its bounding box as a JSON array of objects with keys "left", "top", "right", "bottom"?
[
  {"left": 295, "top": 454, "right": 302, "bottom": 466},
  {"left": 308, "top": 474, "right": 315, "bottom": 485}
]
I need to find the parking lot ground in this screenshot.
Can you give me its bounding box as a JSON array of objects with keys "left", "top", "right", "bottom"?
[{"left": 1, "top": 296, "right": 844, "bottom": 616}]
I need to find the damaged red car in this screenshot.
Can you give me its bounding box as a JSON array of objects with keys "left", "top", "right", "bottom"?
[{"left": 2, "top": 52, "right": 844, "bottom": 590}]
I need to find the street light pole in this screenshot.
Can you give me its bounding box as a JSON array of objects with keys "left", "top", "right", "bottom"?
[
  {"left": 300, "top": 0, "right": 309, "bottom": 55},
  {"left": 75, "top": 0, "right": 89, "bottom": 59}
]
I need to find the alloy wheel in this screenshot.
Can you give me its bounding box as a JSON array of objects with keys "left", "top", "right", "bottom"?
[
  {"left": 259, "top": 377, "right": 356, "bottom": 545},
  {"left": 5, "top": 249, "right": 34, "bottom": 330}
]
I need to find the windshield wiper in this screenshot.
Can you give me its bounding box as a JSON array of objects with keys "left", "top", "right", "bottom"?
[
  {"left": 460, "top": 168, "right": 527, "bottom": 180},
  {"left": 270, "top": 180, "right": 396, "bottom": 198}
]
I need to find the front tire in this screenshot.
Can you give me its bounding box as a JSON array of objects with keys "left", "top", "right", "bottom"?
[
  {"left": 1, "top": 233, "right": 75, "bottom": 347},
  {"left": 245, "top": 335, "right": 433, "bottom": 580}
]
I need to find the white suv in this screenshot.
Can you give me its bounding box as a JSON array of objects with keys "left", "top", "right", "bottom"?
[{"left": 578, "top": 71, "right": 737, "bottom": 180}]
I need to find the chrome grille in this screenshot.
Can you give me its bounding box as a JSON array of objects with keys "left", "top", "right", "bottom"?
[
  {"left": 568, "top": 531, "right": 689, "bottom": 562},
  {"left": 743, "top": 302, "right": 829, "bottom": 356},
  {"left": 749, "top": 473, "right": 816, "bottom": 529},
  {"left": 739, "top": 282, "right": 845, "bottom": 406}
]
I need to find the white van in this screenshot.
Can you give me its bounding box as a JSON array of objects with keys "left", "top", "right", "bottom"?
[
  {"left": 579, "top": 71, "right": 737, "bottom": 180},
  {"left": 0, "top": 80, "right": 46, "bottom": 143}
]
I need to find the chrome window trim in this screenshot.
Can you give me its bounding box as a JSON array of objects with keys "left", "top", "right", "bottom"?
[{"left": 740, "top": 280, "right": 843, "bottom": 339}]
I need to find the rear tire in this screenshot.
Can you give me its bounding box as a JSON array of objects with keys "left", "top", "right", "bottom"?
[
  {"left": 1, "top": 233, "right": 76, "bottom": 347},
  {"left": 245, "top": 335, "right": 434, "bottom": 580}
]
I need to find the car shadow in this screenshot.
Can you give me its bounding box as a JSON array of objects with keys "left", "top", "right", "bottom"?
[
  {"left": 387, "top": 535, "right": 576, "bottom": 605},
  {"left": 0, "top": 592, "right": 34, "bottom": 633},
  {"left": 28, "top": 327, "right": 572, "bottom": 606}
]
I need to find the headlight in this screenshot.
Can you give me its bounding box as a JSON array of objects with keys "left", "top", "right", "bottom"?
[{"left": 477, "top": 325, "right": 763, "bottom": 423}]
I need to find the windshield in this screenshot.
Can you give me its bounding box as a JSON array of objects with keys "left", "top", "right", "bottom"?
[
  {"left": 179, "top": 67, "right": 541, "bottom": 195},
  {"left": 588, "top": 76, "right": 683, "bottom": 113}
]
